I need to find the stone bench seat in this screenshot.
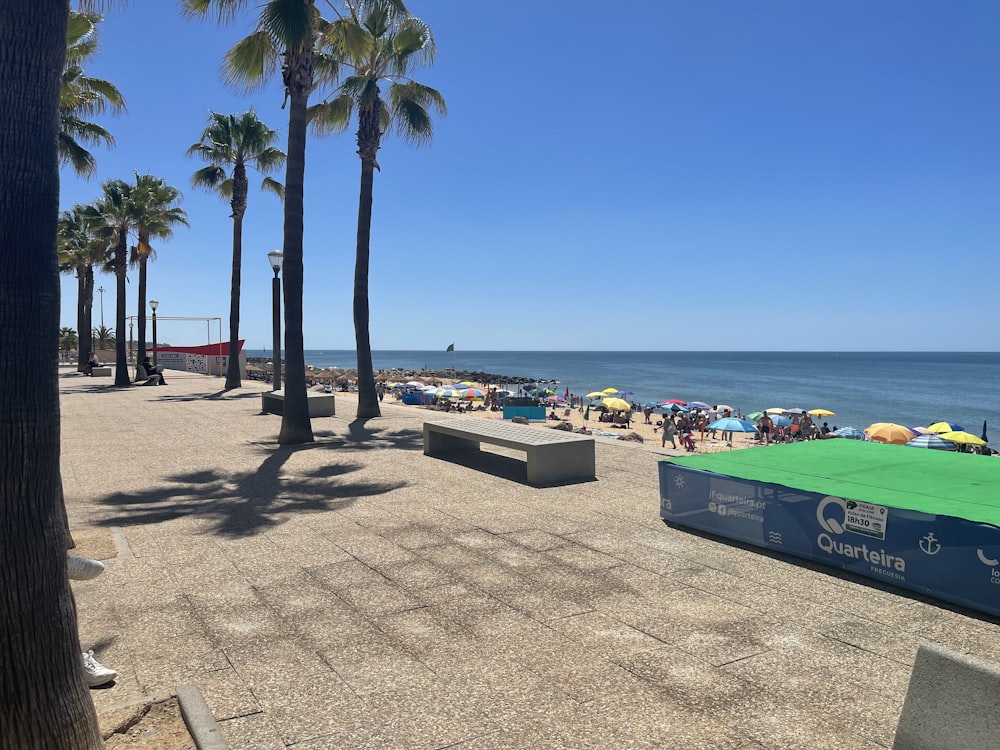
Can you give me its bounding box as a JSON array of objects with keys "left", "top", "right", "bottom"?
[
  {"left": 89, "top": 366, "right": 111, "bottom": 377},
  {"left": 423, "top": 417, "right": 595, "bottom": 486}
]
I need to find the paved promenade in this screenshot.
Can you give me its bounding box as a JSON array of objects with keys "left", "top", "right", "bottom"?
[{"left": 61, "top": 369, "right": 1000, "bottom": 748}]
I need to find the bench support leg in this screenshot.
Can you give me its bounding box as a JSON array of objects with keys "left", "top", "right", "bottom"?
[{"left": 424, "top": 428, "right": 480, "bottom": 457}]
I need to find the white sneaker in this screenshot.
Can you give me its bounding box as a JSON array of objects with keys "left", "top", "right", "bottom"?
[
  {"left": 81, "top": 650, "right": 117, "bottom": 687},
  {"left": 67, "top": 554, "right": 105, "bottom": 581}
]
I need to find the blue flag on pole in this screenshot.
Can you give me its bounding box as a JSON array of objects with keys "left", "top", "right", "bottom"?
[{"left": 446, "top": 343, "right": 454, "bottom": 352}]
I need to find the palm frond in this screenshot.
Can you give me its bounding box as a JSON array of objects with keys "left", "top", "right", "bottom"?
[
  {"left": 307, "top": 94, "right": 353, "bottom": 135},
  {"left": 191, "top": 165, "right": 228, "bottom": 190},
  {"left": 260, "top": 176, "right": 285, "bottom": 200},
  {"left": 180, "top": 0, "right": 248, "bottom": 23},
  {"left": 57, "top": 132, "right": 99, "bottom": 177},
  {"left": 261, "top": 0, "right": 315, "bottom": 50},
  {"left": 223, "top": 30, "right": 280, "bottom": 93}
]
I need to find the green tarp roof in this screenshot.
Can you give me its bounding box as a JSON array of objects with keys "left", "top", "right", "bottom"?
[{"left": 665, "top": 439, "right": 1000, "bottom": 528}]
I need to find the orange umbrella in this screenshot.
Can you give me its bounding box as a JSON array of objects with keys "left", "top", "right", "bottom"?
[{"left": 864, "top": 422, "right": 916, "bottom": 445}]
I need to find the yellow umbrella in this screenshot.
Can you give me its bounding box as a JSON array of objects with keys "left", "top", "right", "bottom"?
[
  {"left": 939, "top": 431, "right": 987, "bottom": 446},
  {"left": 808, "top": 409, "right": 836, "bottom": 417},
  {"left": 602, "top": 387, "right": 620, "bottom": 395},
  {"left": 864, "top": 422, "right": 915, "bottom": 445},
  {"left": 586, "top": 391, "right": 607, "bottom": 399},
  {"left": 602, "top": 397, "right": 631, "bottom": 411},
  {"left": 928, "top": 421, "right": 961, "bottom": 434},
  {"left": 764, "top": 407, "right": 786, "bottom": 414}
]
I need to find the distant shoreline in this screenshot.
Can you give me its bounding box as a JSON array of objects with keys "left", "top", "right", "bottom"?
[{"left": 245, "top": 356, "right": 552, "bottom": 386}]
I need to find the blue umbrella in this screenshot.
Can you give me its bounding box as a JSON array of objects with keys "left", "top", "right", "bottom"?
[
  {"left": 833, "top": 426, "right": 867, "bottom": 440},
  {"left": 688, "top": 401, "right": 710, "bottom": 410},
  {"left": 708, "top": 418, "right": 757, "bottom": 433},
  {"left": 905, "top": 434, "right": 956, "bottom": 451},
  {"left": 656, "top": 404, "right": 688, "bottom": 413},
  {"left": 768, "top": 414, "right": 792, "bottom": 428}
]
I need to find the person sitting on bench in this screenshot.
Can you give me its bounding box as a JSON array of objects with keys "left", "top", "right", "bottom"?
[
  {"left": 136, "top": 356, "right": 166, "bottom": 385},
  {"left": 84, "top": 351, "right": 101, "bottom": 376}
]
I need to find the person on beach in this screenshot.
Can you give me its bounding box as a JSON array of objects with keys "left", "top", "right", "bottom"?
[
  {"left": 759, "top": 413, "right": 773, "bottom": 445},
  {"left": 661, "top": 416, "right": 678, "bottom": 449},
  {"left": 643, "top": 406, "right": 653, "bottom": 424},
  {"left": 85, "top": 351, "right": 101, "bottom": 376}
]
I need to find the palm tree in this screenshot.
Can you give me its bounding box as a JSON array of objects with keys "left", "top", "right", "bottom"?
[
  {"left": 188, "top": 110, "right": 285, "bottom": 390},
  {"left": 60, "top": 9, "right": 126, "bottom": 177},
  {"left": 1, "top": 2, "right": 104, "bottom": 744},
  {"left": 128, "top": 174, "right": 188, "bottom": 366},
  {"left": 59, "top": 327, "right": 79, "bottom": 353},
  {"left": 57, "top": 204, "right": 108, "bottom": 371},
  {"left": 92, "top": 325, "right": 115, "bottom": 349},
  {"left": 85, "top": 179, "right": 138, "bottom": 386},
  {"left": 314, "top": 0, "right": 446, "bottom": 419}
]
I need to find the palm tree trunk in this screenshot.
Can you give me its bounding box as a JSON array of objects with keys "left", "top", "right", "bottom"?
[
  {"left": 277, "top": 56, "right": 314, "bottom": 445},
  {"left": 76, "top": 272, "right": 87, "bottom": 371},
  {"left": 113, "top": 230, "right": 130, "bottom": 386},
  {"left": 225, "top": 173, "right": 246, "bottom": 390},
  {"left": 81, "top": 266, "right": 94, "bottom": 370},
  {"left": 0, "top": 2, "right": 103, "bottom": 746},
  {"left": 354, "top": 101, "right": 382, "bottom": 420},
  {"left": 354, "top": 156, "right": 380, "bottom": 420},
  {"left": 137, "top": 256, "right": 147, "bottom": 366}
]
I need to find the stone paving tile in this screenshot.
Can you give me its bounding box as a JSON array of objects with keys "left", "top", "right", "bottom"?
[
  {"left": 249, "top": 669, "right": 364, "bottom": 746},
  {"left": 193, "top": 665, "right": 262, "bottom": 722},
  {"left": 217, "top": 710, "right": 285, "bottom": 749}
]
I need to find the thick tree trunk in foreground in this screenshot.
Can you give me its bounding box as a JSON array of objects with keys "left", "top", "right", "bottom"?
[
  {"left": 354, "top": 100, "right": 382, "bottom": 420},
  {"left": 0, "top": 2, "right": 103, "bottom": 747}
]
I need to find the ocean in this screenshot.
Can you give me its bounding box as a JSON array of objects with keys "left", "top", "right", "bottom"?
[{"left": 244, "top": 350, "right": 999, "bottom": 436}]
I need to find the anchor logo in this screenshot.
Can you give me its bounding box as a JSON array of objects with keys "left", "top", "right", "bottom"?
[{"left": 919, "top": 532, "right": 941, "bottom": 556}]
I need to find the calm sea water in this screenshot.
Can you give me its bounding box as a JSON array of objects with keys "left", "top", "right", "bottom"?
[{"left": 244, "top": 350, "right": 999, "bottom": 436}]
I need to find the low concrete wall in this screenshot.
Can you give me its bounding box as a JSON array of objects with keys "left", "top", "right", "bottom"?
[
  {"left": 892, "top": 641, "right": 1000, "bottom": 750},
  {"left": 261, "top": 390, "right": 335, "bottom": 418}
]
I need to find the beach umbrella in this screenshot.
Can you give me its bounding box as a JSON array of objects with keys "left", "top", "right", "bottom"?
[
  {"left": 708, "top": 417, "right": 757, "bottom": 433},
  {"left": 602, "top": 397, "right": 631, "bottom": 411},
  {"left": 460, "top": 388, "right": 485, "bottom": 399},
  {"left": 617, "top": 390, "right": 634, "bottom": 396},
  {"left": 905, "top": 434, "right": 956, "bottom": 451},
  {"left": 865, "top": 422, "right": 915, "bottom": 445},
  {"left": 808, "top": 408, "right": 836, "bottom": 417},
  {"left": 769, "top": 414, "right": 792, "bottom": 428},
  {"left": 833, "top": 426, "right": 867, "bottom": 440},
  {"left": 688, "top": 401, "right": 710, "bottom": 410},
  {"left": 584, "top": 403, "right": 590, "bottom": 422},
  {"left": 939, "top": 431, "right": 987, "bottom": 446},
  {"left": 747, "top": 411, "right": 764, "bottom": 421},
  {"left": 784, "top": 408, "right": 807, "bottom": 415},
  {"left": 657, "top": 403, "right": 688, "bottom": 413},
  {"left": 715, "top": 404, "right": 736, "bottom": 414},
  {"left": 764, "top": 407, "right": 786, "bottom": 414},
  {"left": 602, "top": 387, "right": 620, "bottom": 394},
  {"left": 910, "top": 426, "right": 932, "bottom": 435},
  {"left": 928, "top": 421, "right": 965, "bottom": 434},
  {"left": 585, "top": 391, "right": 607, "bottom": 400},
  {"left": 982, "top": 420, "right": 988, "bottom": 443},
  {"left": 660, "top": 399, "right": 687, "bottom": 406}
]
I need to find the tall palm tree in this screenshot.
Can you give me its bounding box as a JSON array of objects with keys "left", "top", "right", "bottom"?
[
  {"left": 188, "top": 109, "right": 285, "bottom": 390},
  {"left": 57, "top": 204, "right": 108, "bottom": 371},
  {"left": 1, "top": 1, "right": 105, "bottom": 745},
  {"left": 183, "top": 0, "right": 341, "bottom": 444},
  {"left": 314, "top": 0, "right": 445, "bottom": 419},
  {"left": 85, "top": 179, "right": 139, "bottom": 386},
  {"left": 128, "top": 174, "right": 188, "bottom": 366},
  {"left": 60, "top": 9, "right": 126, "bottom": 177}
]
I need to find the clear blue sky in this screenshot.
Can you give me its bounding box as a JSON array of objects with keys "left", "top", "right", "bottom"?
[{"left": 61, "top": 0, "right": 1000, "bottom": 352}]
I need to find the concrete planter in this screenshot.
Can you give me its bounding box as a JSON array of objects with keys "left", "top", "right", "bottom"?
[{"left": 261, "top": 390, "right": 335, "bottom": 418}]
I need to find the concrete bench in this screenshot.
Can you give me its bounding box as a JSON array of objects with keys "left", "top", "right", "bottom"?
[
  {"left": 89, "top": 366, "right": 111, "bottom": 377},
  {"left": 423, "top": 417, "right": 595, "bottom": 486},
  {"left": 261, "top": 390, "right": 335, "bottom": 417},
  {"left": 892, "top": 641, "right": 1000, "bottom": 749}
]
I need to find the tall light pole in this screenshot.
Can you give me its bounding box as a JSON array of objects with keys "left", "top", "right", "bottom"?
[
  {"left": 267, "top": 250, "right": 283, "bottom": 391},
  {"left": 149, "top": 299, "right": 159, "bottom": 368},
  {"left": 97, "top": 285, "right": 105, "bottom": 328}
]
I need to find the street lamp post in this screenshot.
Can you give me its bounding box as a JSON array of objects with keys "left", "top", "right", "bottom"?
[
  {"left": 149, "top": 299, "right": 159, "bottom": 368},
  {"left": 97, "top": 285, "right": 105, "bottom": 328},
  {"left": 267, "top": 250, "right": 283, "bottom": 391},
  {"left": 129, "top": 320, "right": 134, "bottom": 363}
]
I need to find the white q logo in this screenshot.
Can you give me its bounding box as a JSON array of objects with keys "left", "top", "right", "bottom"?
[{"left": 816, "top": 496, "right": 847, "bottom": 535}]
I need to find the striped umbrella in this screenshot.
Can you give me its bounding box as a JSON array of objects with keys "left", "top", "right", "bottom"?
[
  {"left": 832, "top": 426, "right": 867, "bottom": 440},
  {"left": 905, "top": 434, "right": 956, "bottom": 450}
]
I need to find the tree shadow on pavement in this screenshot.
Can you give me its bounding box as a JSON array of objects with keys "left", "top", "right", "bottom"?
[{"left": 93, "top": 441, "right": 407, "bottom": 538}]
